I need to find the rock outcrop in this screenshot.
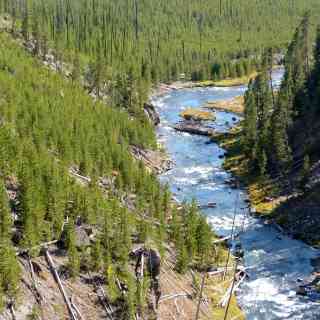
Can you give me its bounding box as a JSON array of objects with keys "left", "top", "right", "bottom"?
[
  {"left": 174, "top": 121, "right": 215, "bottom": 136},
  {"left": 130, "top": 145, "right": 173, "bottom": 174},
  {"left": 144, "top": 103, "right": 160, "bottom": 126}
]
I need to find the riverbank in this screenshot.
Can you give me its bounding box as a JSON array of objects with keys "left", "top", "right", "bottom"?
[
  {"left": 201, "top": 71, "right": 258, "bottom": 87},
  {"left": 212, "top": 123, "right": 320, "bottom": 248},
  {"left": 153, "top": 70, "right": 320, "bottom": 318},
  {"left": 151, "top": 72, "right": 257, "bottom": 100},
  {"left": 151, "top": 88, "right": 245, "bottom": 320},
  {"left": 211, "top": 124, "right": 290, "bottom": 216}
]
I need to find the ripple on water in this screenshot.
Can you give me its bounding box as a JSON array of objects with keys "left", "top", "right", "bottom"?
[{"left": 155, "top": 74, "right": 320, "bottom": 319}]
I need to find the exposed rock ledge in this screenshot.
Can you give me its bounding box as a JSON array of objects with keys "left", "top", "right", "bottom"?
[
  {"left": 130, "top": 146, "right": 173, "bottom": 174},
  {"left": 144, "top": 102, "right": 160, "bottom": 126}
]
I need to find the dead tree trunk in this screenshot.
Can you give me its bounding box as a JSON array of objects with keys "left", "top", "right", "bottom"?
[
  {"left": 88, "top": 272, "right": 113, "bottom": 320},
  {"left": 27, "top": 255, "right": 43, "bottom": 304},
  {"left": 44, "top": 249, "right": 78, "bottom": 320}
]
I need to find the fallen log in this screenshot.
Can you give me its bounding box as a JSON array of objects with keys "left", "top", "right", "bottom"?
[
  {"left": 16, "top": 219, "right": 68, "bottom": 256},
  {"left": 69, "top": 170, "right": 91, "bottom": 183},
  {"left": 207, "top": 269, "right": 226, "bottom": 277},
  {"left": 198, "top": 202, "right": 217, "bottom": 209},
  {"left": 159, "top": 293, "right": 190, "bottom": 303},
  {"left": 212, "top": 236, "right": 231, "bottom": 244},
  {"left": 16, "top": 240, "right": 59, "bottom": 256},
  {"left": 174, "top": 298, "right": 181, "bottom": 315},
  {"left": 88, "top": 272, "right": 114, "bottom": 320},
  {"left": 44, "top": 249, "right": 78, "bottom": 320},
  {"left": 71, "top": 295, "right": 85, "bottom": 320},
  {"left": 219, "top": 273, "right": 246, "bottom": 307},
  {"left": 27, "top": 255, "right": 43, "bottom": 304}
]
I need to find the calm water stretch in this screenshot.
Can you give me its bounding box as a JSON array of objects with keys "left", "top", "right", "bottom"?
[{"left": 153, "top": 70, "right": 320, "bottom": 319}]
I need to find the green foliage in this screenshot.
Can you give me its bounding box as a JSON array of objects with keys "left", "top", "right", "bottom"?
[
  {"left": 196, "top": 216, "right": 213, "bottom": 268},
  {"left": 176, "top": 242, "right": 189, "bottom": 274},
  {"left": 106, "top": 264, "right": 120, "bottom": 303},
  {"left": 174, "top": 201, "right": 215, "bottom": 273},
  {"left": 242, "top": 13, "right": 320, "bottom": 195},
  {"left": 0, "top": 181, "right": 12, "bottom": 241},
  {"left": 66, "top": 222, "right": 80, "bottom": 277},
  {"left": 135, "top": 275, "right": 150, "bottom": 312},
  {"left": 2, "top": 0, "right": 314, "bottom": 310},
  {"left": 0, "top": 243, "right": 20, "bottom": 298},
  {"left": 0, "top": 180, "right": 20, "bottom": 301},
  {"left": 2, "top": 0, "right": 320, "bottom": 86},
  {"left": 90, "top": 239, "right": 103, "bottom": 272}
]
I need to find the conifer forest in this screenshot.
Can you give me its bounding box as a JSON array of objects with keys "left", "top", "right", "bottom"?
[{"left": 0, "top": 1, "right": 320, "bottom": 319}]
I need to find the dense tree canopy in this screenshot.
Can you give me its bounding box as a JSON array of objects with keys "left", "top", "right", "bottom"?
[
  {"left": 243, "top": 13, "right": 320, "bottom": 190},
  {"left": 1, "top": 0, "right": 320, "bottom": 84},
  {"left": 0, "top": 33, "right": 217, "bottom": 315},
  {"left": 1, "top": 1, "right": 320, "bottom": 316}
]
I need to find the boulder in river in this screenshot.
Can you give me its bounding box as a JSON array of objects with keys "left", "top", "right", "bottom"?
[{"left": 174, "top": 120, "right": 215, "bottom": 136}]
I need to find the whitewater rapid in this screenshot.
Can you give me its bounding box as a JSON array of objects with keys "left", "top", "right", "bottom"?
[{"left": 154, "top": 70, "right": 320, "bottom": 319}]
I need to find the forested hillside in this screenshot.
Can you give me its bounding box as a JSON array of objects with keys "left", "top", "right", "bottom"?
[
  {"left": 1, "top": 0, "right": 320, "bottom": 318},
  {"left": 0, "top": 33, "right": 220, "bottom": 318},
  {"left": 1, "top": 0, "right": 320, "bottom": 85},
  {"left": 240, "top": 14, "right": 320, "bottom": 244}
]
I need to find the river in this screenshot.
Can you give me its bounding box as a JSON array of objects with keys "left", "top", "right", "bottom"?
[{"left": 153, "top": 70, "right": 320, "bottom": 319}]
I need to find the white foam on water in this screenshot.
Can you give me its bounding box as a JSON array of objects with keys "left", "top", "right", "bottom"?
[
  {"left": 155, "top": 73, "right": 320, "bottom": 319},
  {"left": 208, "top": 213, "right": 246, "bottom": 233},
  {"left": 173, "top": 176, "right": 199, "bottom": 186},
  {"left": 161, "top": 125, "right": 174, "bottom": 132},
  {"left": 183, "top": 166, "right": 214, "bottom": 179},
  {"left": 197, "top": 183, "right": 219, "bottom": 191}
]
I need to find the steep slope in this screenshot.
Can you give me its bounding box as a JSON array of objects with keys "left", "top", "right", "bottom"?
[
  {"left": 0, "top": 32, "right": 243, "bottom": 319},
  {"left": 226, "top": 14, "right": 320, "bottom": 246}
]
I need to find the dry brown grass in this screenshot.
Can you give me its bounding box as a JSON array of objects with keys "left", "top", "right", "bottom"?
[
  {"left": 206, "top": 96, "right": 244, "bottom": 114},
  {"left": 180, "top": 108, "right": 216, "bottom": 121}
]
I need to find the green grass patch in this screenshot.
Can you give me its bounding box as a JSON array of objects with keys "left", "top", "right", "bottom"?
[{"left": 211, "top": 72, "right": 258, "bottom": 87}]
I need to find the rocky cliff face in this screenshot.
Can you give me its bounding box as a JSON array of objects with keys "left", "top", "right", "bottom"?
[{"left": 144, "top": 103, "right": 160, "bottom": 126}]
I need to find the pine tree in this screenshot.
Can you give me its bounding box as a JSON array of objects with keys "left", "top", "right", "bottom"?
[
  {"left": 65, "top": 221, "right": 80, "bottom": 277},
  {"left": 122, "top": 271, "right": 137, "bottom": 320},
  {"left": 21, "top": 0, "right": 29, "bottom": 41},
  {"left": 0, "top": 181, "right": 12, "bottom": 241},
  {"left": 299, "top": 154, "right": 310, "bottom": 191},
  {"left": 196, "top": 216, "right": 213, "bottom": 268},
  {"left": 243, "top": 79, "right": 258, "bottom": 159},
  {"left": 106, "top": 264, "right": 120, "bottom": 303},
  {"left": 176, "top": 241, "right": 188, "bottom": 274},
  {"left": 0, "top": 285, "right": 4, "bottom": 311},
  {"left": 271, "top": 102, "right": 293, "bottom": 174},
  {"left": 71, "top": 51, "right": 81, "bottom": 83},
  {"left": 0, "top": 243, "right": 20, "bottom": 299},
  {"left": 90, "top": 239, "right": 103, "bottom": 272},
  {"left": 184, "top": 201, "right": 199, "bottom": 260}
]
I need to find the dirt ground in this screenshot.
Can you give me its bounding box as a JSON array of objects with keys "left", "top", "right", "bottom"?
[{"left": 0, "top": 244, "right": 242, "bottom": 320}]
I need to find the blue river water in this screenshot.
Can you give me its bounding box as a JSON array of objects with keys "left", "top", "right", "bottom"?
[{"left": 153, "top": 70, "right": 320, "bottom": 319}]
